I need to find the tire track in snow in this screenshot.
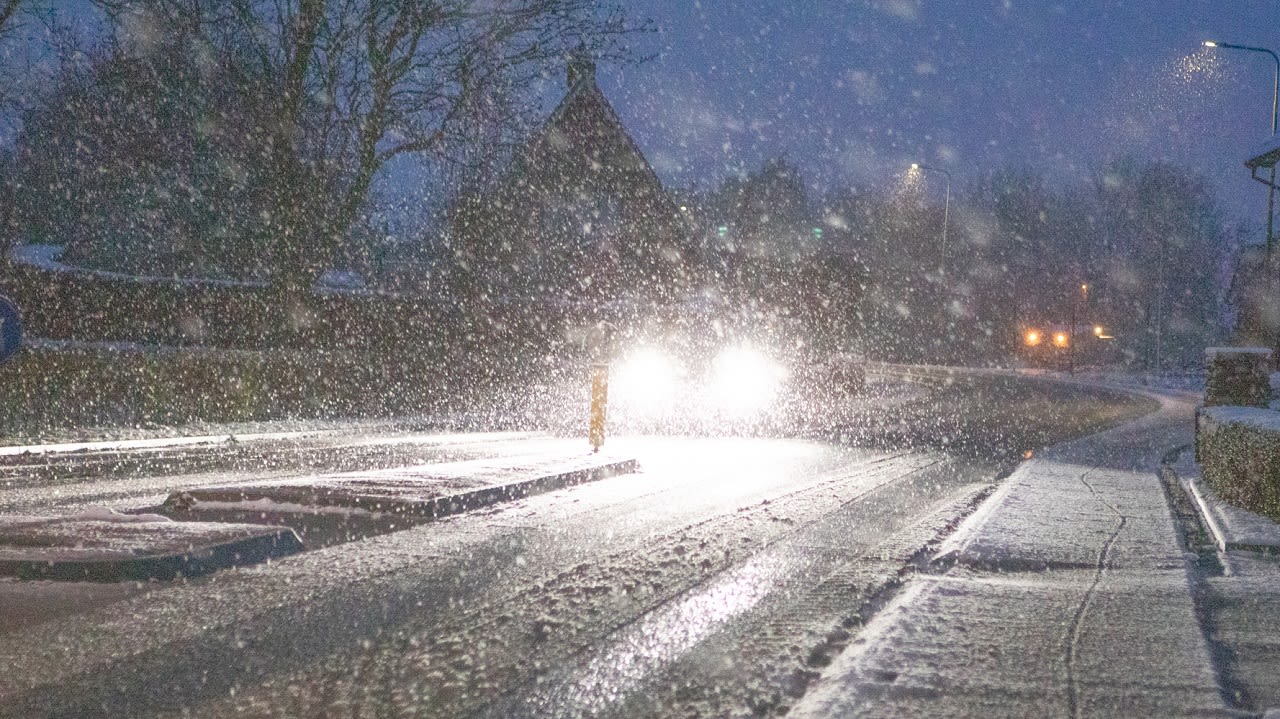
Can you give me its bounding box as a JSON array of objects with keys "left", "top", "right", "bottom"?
[
  {"left": 1063, "top": 467, "right": 1128, "bottom": 719},
  {"left": 174, "top": 452, "right": 940, "bottom": 719}
]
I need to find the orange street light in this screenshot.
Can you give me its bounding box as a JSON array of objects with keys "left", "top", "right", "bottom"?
[
  {"left": 1053, "top": 332, "right": 1069, "bottom": 348},
  {"left": 1025, "top": 329, "right": 1041, "bottom": 346}
]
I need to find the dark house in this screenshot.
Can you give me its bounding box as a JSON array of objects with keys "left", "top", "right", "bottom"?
[{"left": 447, "top": 56, "right": 694, "bottom": 307}]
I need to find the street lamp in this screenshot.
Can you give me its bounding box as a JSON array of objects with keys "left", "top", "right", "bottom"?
[
  {"left": 911, "top": 163, "right": 952, "bottom": 274},
  {"left": 1204, "top": 40, "right": 1280, "bottom": 260},
  {"left": 1069, "top": 283, "right": 1087, "bottom": 374}
]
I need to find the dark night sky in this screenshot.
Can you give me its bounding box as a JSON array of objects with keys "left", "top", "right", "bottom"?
[{"left": 599, "top": 1, "right": 1280, "bottom": 235}]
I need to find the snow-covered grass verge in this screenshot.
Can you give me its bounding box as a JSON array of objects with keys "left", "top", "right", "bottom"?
[{"left": 1197, "top": 405, "right": 1280, "bottom": 522}]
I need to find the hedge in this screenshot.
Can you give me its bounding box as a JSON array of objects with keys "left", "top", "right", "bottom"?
[
  {"left": 1197, "top": 405, "right": 1280, "bottom": 522},
  {"left": 1203, "top": 346, "right": 1271, "bottom": 408}
]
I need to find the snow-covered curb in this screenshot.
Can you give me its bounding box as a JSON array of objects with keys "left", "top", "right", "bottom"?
[
  {"left": 9, "top": 243, "right": 271, "bottom": 289},
  {"left": 0, "top": 431, "right": 329, "bottom": 457},
  {"left": 1181, "top": 473, "right": 1280, "bottom": 555},
  {"left": 0, "top": 513, "right": 303, "bottom": 581},
  {"left": 164, "top": 453, "right": 641, "bottom": 521}
]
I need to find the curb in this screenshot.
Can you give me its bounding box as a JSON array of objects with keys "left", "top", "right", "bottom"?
[
  {"left": 166, "top": 457, "right": 639, "bottom": 521},
  {"left": 1180, "top": 473, "right": 1233, "bottom": 555},
  {"left": 2, "top": 454, "right": 638, "bottom": 583},
  {"left": 1165, "top": 449, "right": 1280, "bottom": 719},
  {"left": 0, "top": 526, "right": 303, "bottom": 582},
  {"left": 1165, "top": 444, "right": 1280, "bottom": 558},
  {"left": 162, "top": 456, "right": 641, "bottom": 551},
  {"left": 1179, "top": 473, "right": 1280, "bottom": 557}
]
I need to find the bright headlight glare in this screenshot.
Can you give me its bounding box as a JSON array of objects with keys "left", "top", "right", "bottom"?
[
  {"left": 709, "top": 346, "right": 786, "bottom": 415},
  {"left": 612, "top": 347, "right": 680, "bottom": 413}
]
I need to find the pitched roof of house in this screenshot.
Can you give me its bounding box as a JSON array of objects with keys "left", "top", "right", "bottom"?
[{"left": 502, "top": 57, "right": 680, "bottom": 218}]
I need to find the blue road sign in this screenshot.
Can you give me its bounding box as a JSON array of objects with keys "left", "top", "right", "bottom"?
[{"left": 0, "top": 296, "right": 23, "bottom": 364}]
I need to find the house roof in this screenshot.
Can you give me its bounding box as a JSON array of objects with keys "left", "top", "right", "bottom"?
[
  {"left": 1246, "top": 133, "right": 1280, "bottom": 170},
  {"left": 503, "top": 61, "right": 681, "bottom": 219}
]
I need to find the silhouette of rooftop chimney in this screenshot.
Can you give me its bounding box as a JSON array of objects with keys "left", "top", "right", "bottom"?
[{"left": 567, "top": 48, "right": 596, "bottom": 89}]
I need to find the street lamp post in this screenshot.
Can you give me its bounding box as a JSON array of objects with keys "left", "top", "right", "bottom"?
[
  {"left": 1069, "top": 283, "right": 1087, "bottom": 375},
  {"left": 911, "top": 163, "right": 952, "bottom": 274},
  {"left": 1204, "top": 40, "right": 1280, "bottom": 261}
]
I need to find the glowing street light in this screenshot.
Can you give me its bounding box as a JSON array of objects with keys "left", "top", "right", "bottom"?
[
  {"left": 1202, "top": 40, "right": 1280, "bottom": 130},
  {"left": 1204, "top": 39, "right": 1280, "bottom": 259},
  {"left": 910, "top": 163, "right": 952, "bottom": 274},
  {"left": 1024, "top": 329, "right": 1041, "bottom": 346}
]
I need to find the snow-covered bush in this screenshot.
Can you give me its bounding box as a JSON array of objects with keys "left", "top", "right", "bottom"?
[{"left": 1197, "top": 406, "right": 1280, "bottom": 521}]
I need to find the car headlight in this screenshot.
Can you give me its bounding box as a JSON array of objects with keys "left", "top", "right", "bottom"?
[
  {"left": 611, "top": 347, "right": 681, "bottom": 415},
  {"left": 709, "top": 345, "right": 787, "bottom": 416}
]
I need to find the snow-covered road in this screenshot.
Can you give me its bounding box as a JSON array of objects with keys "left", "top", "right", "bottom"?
[
  {"left": 0, "top": 371, "right": 1158, "bottom": 718},
  {"left": 0, "top": 435, "right": 995, "bottom": 718}
]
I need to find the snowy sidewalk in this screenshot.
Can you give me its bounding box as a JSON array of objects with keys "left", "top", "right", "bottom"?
[{"left": 791, "top": 391, "right": 1238, "bottom": 718}]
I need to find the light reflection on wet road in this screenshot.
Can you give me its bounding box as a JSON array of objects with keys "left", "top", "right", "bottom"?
[{"left": 508, "top": 549, "right": 790, "bottom": 718}]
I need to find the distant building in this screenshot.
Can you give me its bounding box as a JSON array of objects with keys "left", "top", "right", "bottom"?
[{"left": 446, "top": 55, "right": 693, "bottom": 305}]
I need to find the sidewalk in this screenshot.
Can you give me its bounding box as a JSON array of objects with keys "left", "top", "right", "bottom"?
[{"left": 791, "top": 390, "right": 1250, "bottom": 718}]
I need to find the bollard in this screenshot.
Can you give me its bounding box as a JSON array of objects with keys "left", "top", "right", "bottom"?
[{"left": 589, "top": 362, "right": 609, "bottom": 451}]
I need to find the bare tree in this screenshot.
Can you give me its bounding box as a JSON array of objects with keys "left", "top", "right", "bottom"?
[
  {"left": 0, "top": 1, "right": 20, "bottom": 40},
  {"left": 93, "top": 0, "right": 639, "bottom": 302},
  {"left": 0, "top": 0, "right": 65, "bottom": 114},
  {"left": 0, "top": 0, "right": 34, "bottom": 245}
]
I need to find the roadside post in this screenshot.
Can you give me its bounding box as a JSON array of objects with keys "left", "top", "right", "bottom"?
[
  {"left": 589, "top": 363, "right": 608, "bottom": 451},
  {"left": 586, "top": 321, "right": 615, "bottom": 452}
]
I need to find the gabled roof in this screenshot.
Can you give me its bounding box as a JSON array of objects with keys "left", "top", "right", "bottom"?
[{"left": 501, "top": 62, "right": 679, "bottom": 218}]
